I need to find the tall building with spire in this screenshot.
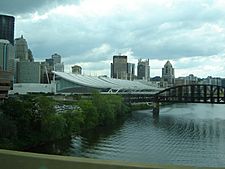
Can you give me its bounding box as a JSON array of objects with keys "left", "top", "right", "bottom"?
[{"left": 161, "top": 60, "right": 175, "bottom": 87}]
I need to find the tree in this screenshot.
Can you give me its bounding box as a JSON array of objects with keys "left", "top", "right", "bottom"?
[
  {"left": 63, "top": 109, "right": 84, "bottom": 135},
  {"left": 78, "top": 99, "right": 99, "bottom": 129}
]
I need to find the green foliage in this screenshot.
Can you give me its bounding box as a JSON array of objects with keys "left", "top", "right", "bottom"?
[
  {"left": 63, "top": 109, "right": 84, "bottom": 135},
  {"left": 80, "top": 92, "right": 130, "bottom": 127},
  {"left": 34, "top": 96, "right": 55, "bottom": 115},
  {"left": 0, "top": 95, "right": 64, "bottom": 148},
  {"left": 92, "top": 93, "right": 130, "bottom": 125},
  {"left": 41, "top": 114, "right": 66, "bottom": 141},
  {"left": 106, "top": 95, "right": 130, "bottom": 117},
  {"left": 78, "top": 99, "right": 98, "bottom": 129},
  {"left": 91, "top": 92, "right": 109, "bottom": 125},
  {"left": 0, "top": 93, "right": 130, "bottom": 150},
  {"left": 0, "top": 114, "right": 17, "bottom": 149}
]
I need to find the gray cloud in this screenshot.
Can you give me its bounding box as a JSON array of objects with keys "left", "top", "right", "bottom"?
[
  {"left": 2, "top": 0, "right": 225, "bottom": 76},
  {"left": 0, "top": 0, "right": 79, "bottom": 15}
]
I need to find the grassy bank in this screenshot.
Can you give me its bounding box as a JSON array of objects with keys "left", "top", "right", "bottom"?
[{"left": 0, "top": 93, "right": 130, "bottom": 150}]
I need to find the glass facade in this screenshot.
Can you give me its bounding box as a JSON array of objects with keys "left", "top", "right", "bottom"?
[
  {"left": 0, "top": 15, "right": 15, "bottom": 45},
  {"left": 0, "top": 40, "right": 14, "bottom": 72}
]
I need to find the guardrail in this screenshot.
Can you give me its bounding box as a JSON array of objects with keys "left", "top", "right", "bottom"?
[{"left": 0, "top": 149, "right": 223, "bottom": 169}]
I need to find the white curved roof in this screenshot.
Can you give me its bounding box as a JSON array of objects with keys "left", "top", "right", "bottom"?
[{"left": 53, "top": 71, "right": 161, "bottom": 92}]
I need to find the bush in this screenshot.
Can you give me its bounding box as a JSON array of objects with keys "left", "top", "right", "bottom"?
[
  {"left": 0, "top": 93, "right": 130, "bottom": 150},
  {"left": 63, "top": 109, "right": 84, "bottom": 135},
  {"left": 41, "top": 114, "right": 66, "bottom": 141},
  {"left": 78, "top": 99, "right": 99, "bottom": 129},
  {"left": 92, "top": 93, "right": 130, "bottom": 126},
  {"left": 0, "top": 95, "right": 66, "bottom": 148},
  {"left": 0, "top": 114, "right": 17, "bottom": 149}
]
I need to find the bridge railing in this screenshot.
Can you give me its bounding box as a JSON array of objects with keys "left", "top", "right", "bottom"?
[{"left": 0, "top": 149, "right": 221, "bottom": 169}]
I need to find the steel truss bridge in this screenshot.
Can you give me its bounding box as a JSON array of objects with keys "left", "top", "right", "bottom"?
[
  {"left": 156, "top": 84, "right": 225, "bottom": 104},
  {"left": 123, "top": 84, "right": 225, "bottom": 118},
  {"left": 124, "top": 84, "right": 225, "bottom": 104}
]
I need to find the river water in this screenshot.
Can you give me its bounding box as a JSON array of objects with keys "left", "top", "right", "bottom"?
[
  {"left": 30, "top": 103, "right": 225, "bottom": 167},
  {"left": 68, "top": 104, "right": 225, "bottom": 167}
]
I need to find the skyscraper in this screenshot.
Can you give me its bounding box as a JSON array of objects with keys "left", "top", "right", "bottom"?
[
  {"left": 111, "top": 55, "right": 128, "bottom": 80},
  {"left": 0, "top": 14, "right": 15, "bottom": 45},
  {"left": 0, "top": 40, "right": 14, "bottom": 99},
  {"left": 137, "top": 59, "right": 150, "bottom": 81},
  {"left": 15, "top": 35, "right": 29, "bottom": 61},
  {"left": 51, "top": 53, "right": 64, "bottom": 72},
  {"left": 52, "top": 53, "right": 61, "bottom": 64},
  {"left": 127, "top": 63, "right": 135, "bottom": 80},
  {"left": 161, "top": 60, "right": 175, "bottom": 87},
  {"left": 0, "top": 15, "right": 15, "bottom": 99},
  {"left": 0, "top": 39, "right": 14, "bottom": 72}
]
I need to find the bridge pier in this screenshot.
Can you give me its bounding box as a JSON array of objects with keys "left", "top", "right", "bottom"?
[{"left": 152, "top": 102, "right": 159, "bottom": 119}]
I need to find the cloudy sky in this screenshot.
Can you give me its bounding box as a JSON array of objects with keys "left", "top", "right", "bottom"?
[{"left": 1, "top": 0, "right": 225, "bottom": 78}]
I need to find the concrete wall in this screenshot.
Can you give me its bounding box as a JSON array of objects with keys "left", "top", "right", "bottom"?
[
  {"left": 0, "top": 149, "right": 223, "bottom": 169},
  {"left": 9, "top": 83, "right": 56, "bottom": 94}
]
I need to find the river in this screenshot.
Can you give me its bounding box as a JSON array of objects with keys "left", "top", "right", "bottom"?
[{"left": 34, "top": 103, "right": 225, "bottom": 167}]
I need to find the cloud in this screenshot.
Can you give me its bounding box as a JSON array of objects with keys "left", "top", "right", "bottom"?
[
  {"left": 173, "top": 55, "right": 225, "bottom": 78},
  {"left": 0, "top": 0, "right": 79, "bottom": 15},
  {"left": 14, "top": 0, "right": 225, "bottom": 58},
  {"left": 1, "top": 0, "right": 225, "bottom": 77}
]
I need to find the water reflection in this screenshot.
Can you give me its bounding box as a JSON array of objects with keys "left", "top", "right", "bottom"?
[
  {"left": 70, "top": 104, "right": 225, "bottom": 167},
  {"left": 25, "top": 138, "right": 73, "bottom": 155},
  {"left": 70, "top": 120, "right": 125, "bottom": 157},
  {"left": 157, "top": 104, "right": 225, "bottom": 141}
]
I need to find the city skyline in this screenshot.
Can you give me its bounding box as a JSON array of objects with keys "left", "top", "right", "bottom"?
[{"left": 0, "top": 0, "right": 225, "bottom": 78}]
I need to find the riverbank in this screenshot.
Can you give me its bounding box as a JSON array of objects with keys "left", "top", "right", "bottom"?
[{"left": 0, "top": 93, "right": 130, "bottom": 150}]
